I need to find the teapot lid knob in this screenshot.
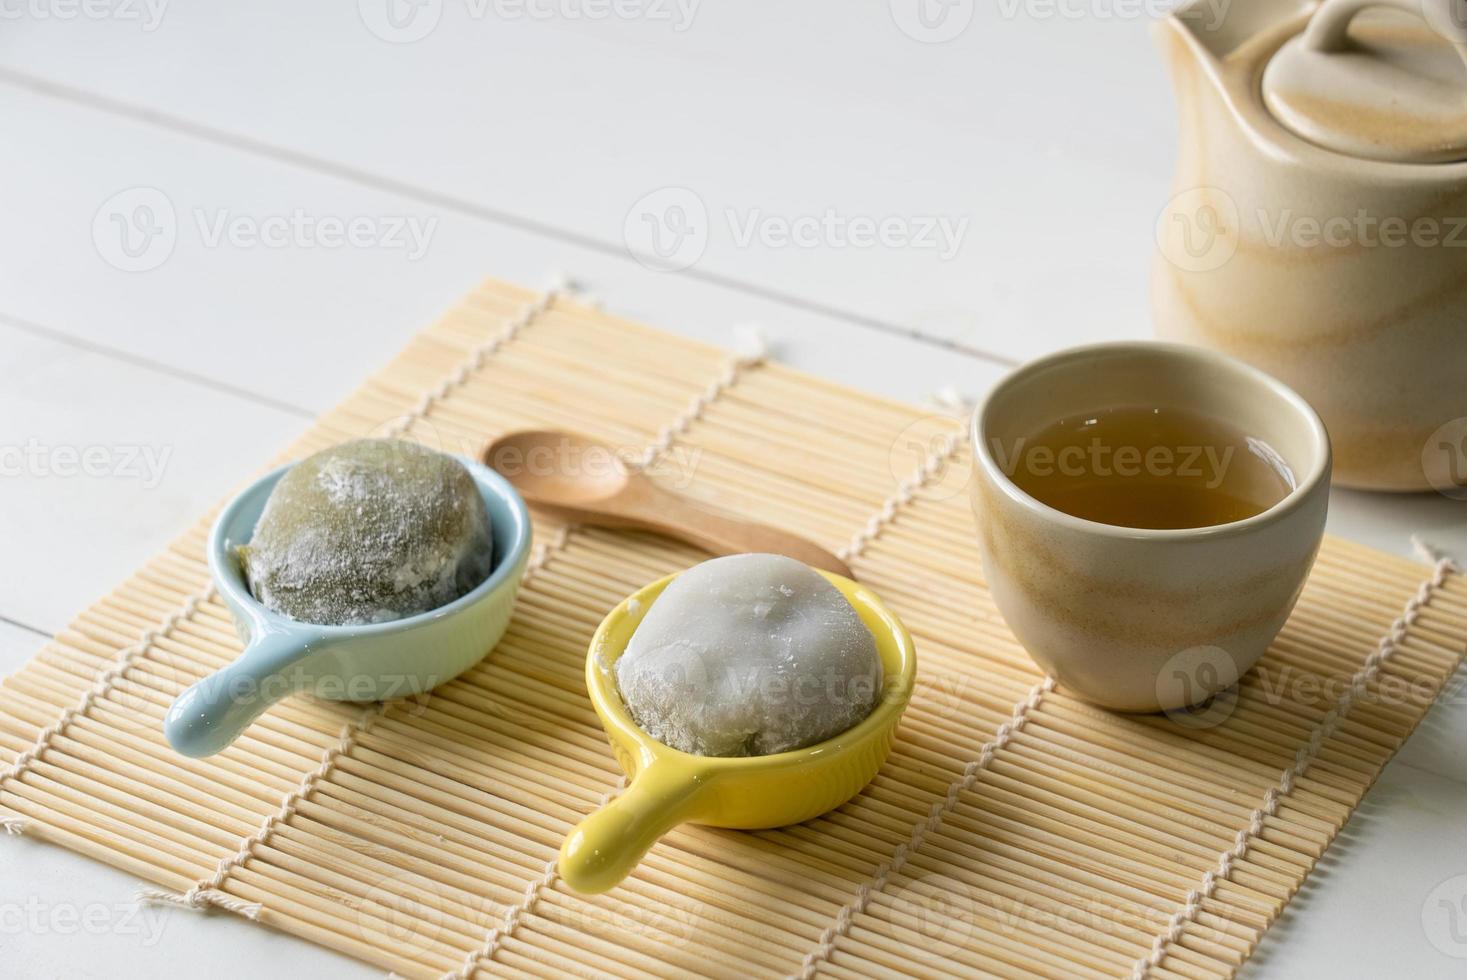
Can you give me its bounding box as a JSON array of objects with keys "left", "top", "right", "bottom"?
[{"left": 1262, "top": 0, "right": 1467, "bottom": 163}]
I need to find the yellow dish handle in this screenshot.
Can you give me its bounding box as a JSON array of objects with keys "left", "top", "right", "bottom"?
[{"left": 558, "top": 763, "right": 709, "bottom": 894}]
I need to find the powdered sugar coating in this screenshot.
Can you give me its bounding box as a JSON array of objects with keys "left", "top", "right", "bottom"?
[
  {"left": 240, "top": 439, "right": 494, "bottom": 626},
  {"left": 615, "top": 554, "right": 882, "bottom": 757}
]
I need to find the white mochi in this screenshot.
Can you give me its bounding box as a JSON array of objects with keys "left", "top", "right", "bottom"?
[{"left": 615, "top": 554, "right": 882, "bottom": 757}]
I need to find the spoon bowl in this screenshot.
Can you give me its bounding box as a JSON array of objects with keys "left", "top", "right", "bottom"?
[
  {"left": 487, "top": 429, "right": 632, "bottom": 507},
  {"left": 484, "top": 429, "right": 854, "bottom": 578}
]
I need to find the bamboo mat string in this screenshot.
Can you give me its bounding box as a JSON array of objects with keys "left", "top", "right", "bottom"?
[
  {"left": 792, "top": 674, "right": 1056, "bottom": 980},
  {"left": 137, "top": 705, "right": 386, "bottom": 921},
  {"left": 631, "top": 325, "right": 767, "bottom": 470},
  {"left": 1130, "top": 551, "right": 1461, "bottom": 980},
  {"left": 0, "top": 584, "right": 219, "bottom": 835},
  {"left": 1413, "top": 534, "right": 1463, "bottom": 573},
  {"left": 839, "top": 391, "right": 972, "bottom": 563},
  {"left": 385, "top": 279, "right": 566, "bottom": 437}
]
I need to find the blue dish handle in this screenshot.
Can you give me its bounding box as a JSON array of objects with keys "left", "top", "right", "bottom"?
[{"left": 164, "top": 629, "right": 328, "bottom": 758}]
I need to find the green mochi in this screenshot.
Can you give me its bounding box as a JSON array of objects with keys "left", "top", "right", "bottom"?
[{"left": 240, "top": 439, "right": 493, "bottom": 626}]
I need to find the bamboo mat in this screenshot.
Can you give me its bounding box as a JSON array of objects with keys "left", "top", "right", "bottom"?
[{"left": 2, "top": 278, "right": 1465, "bottom": 980}]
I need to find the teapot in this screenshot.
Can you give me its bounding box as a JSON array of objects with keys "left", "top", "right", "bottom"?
[{"left": 1153, "top": 0, "right": 1467, "bottom": 491}]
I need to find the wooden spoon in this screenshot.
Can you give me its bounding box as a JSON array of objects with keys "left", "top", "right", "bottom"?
[{"left": 483, "top": 430, "right": 854, "bottom": 579}]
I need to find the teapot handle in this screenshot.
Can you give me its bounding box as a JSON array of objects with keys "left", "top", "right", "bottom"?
[{"left": 1304, "top": 0, "right": 1467, "bottom": 65}]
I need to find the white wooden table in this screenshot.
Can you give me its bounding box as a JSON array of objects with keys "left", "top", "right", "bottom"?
[{"left": 1, "top": 3, "right": 1465, "bottom": 976}]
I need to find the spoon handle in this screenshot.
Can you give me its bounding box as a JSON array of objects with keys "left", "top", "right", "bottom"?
[{"left": 643, "top": 491, "right": 855, "bottom": 579}]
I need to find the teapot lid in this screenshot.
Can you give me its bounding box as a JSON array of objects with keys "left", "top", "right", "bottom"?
[{"left": 1262, "top": 0, "right": 1467, "bottom": 164}]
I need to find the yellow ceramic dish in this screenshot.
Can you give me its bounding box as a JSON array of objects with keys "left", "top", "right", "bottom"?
[{"left": 558, "top": 569, "right": 917, "bottom": 894}]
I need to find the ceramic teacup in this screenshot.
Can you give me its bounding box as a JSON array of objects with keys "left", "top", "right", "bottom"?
[
  {"left": 971, "top": 342, "right": 1331, "bottom": 713},
  {"left": 164, "top": 456, "right": 531, "bottom": 757}
]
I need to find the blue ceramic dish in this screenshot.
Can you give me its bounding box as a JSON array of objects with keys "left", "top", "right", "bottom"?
[{"left": 164, "top": 456, "right": 531, "bottom": 758}]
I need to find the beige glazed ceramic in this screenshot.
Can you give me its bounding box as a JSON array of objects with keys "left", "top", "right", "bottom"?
[
  {"left": 1153, "top": 0, "right": 1467, "bottom": 490},
  {"left": 971, "top": 343, "right": 1332, "bottom": 712}
]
